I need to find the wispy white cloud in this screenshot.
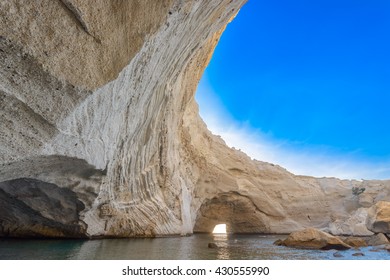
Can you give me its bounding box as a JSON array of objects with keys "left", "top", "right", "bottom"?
[{"left": 195, "top": 79, "right": 390, "bottom": 180}]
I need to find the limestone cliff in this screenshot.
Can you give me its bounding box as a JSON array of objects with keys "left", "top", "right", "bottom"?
[{"left": 1, "top": 0, "right": 389, "bottom": 238}]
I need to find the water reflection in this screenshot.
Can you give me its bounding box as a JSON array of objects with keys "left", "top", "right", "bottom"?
[
  {"left": 1, "top": 234, "right": 390, "bottom": 260},
  {"left": 212, "top": 233, "right": 230, "bottom": 260},
  {"left": 0, "top": 238, "right": 85, "bottom": 260},
  {"left": 73, "top": 235, "right": 219, "bottom": 260}
]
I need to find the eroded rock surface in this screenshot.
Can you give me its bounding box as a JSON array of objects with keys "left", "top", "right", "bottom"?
[
  {"left": 1, "top": 0, "right": 390, "bottom": 238},
  {"left": 0, "top": 0, "right": 174, "bottom": 89}
]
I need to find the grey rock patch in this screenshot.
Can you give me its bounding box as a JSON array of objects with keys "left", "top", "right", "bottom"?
[{"left": 0, "top": 178, "right": 87, "bottom": 237}]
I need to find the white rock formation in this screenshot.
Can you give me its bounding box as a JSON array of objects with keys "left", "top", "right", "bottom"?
[
  {"left": 1, "top": 0, "right": 390, "bottom": 237},
  {"left": 328, "top": 208, "right": 374, "bottom": 236}
]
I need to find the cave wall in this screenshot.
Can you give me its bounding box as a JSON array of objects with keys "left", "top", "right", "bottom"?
[{"left": 1, "top": 0, "right": 390, "bottom": 238}]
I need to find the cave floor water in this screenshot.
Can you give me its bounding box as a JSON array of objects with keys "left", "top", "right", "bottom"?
[{"left": 1, "top": 234, "right": 389, "bottom": 260}]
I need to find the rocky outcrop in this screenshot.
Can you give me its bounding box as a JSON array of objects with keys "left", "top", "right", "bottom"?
[
  {"left": 278, "top": 230, "right": 390, "bottom": 250},
  {"left": 343, "top": 237, "right": 367, "bottom": 248},
  {"left": 328, "top": 208, "right": 374, "bottom": 236},
  {"left": 1, "top": 0, "right": 390, "bottom": 238},
  {"left": 366, "top": 201, "right": 390, "bottom": 234},
  {"left": 367, "top": 233, "right": 389, "bottom": 246},
  {"left": 278, "top": 228, "right": 351, "bottom": 250}
]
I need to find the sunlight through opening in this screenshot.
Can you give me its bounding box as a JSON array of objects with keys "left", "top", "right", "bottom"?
[{"left": 212, "top": 224, "right": 227, "bottom": 234}]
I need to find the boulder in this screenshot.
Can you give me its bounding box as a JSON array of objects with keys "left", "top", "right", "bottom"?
[
  {"left": 343, "top": 237, "right": 368, "bottom": 248},
  {"left": 273, "top": 239, "right": 284, "bottom": 246},
  {"left": 280, "top": 228, "right": 351, "bottom": 250},
  {"left": 366, "top": 201, "right": 390, "bottom": 233},
  {"left": 367, "top": 233, "right": 389, "bottom": 246},
  {"left": 208, "top": 242, "right": 218, "bottom": 249},
  {"left": 327, "top": 208, "right": 374, "bottom": 236}
]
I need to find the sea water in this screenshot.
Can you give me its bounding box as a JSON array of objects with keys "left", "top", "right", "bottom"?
[{"left": 1, "top": 234, "right": 389, "bottom": 260}]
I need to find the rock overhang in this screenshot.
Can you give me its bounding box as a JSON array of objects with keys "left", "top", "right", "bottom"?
[{"left": 1, "top": 0, "right": 390, "bottom": 238}]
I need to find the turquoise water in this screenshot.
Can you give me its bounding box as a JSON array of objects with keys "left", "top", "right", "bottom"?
[{"left": 0, "top": 234, "right": 389, "bottom": 260}]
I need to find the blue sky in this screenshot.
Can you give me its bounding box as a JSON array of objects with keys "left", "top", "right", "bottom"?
[{"left": 196, "top": 0, "right": 390, "bottom": 179}]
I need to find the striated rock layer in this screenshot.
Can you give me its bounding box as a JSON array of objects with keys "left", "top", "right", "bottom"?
[{"left": 1, "top": 0, "right": 390, "bottom": 238}]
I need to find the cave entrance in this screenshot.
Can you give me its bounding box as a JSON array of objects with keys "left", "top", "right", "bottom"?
[{"left": 212, "top": 224, "right": 227, "bottom": 234}]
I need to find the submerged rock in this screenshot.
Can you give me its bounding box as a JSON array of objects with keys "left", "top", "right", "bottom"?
[
  {"left": 369, "top": 245, "right": 390, "bottom": 253},
  {"left": 352, "top": 252, "right": 365, "bottom": 257},
  {"left": 369, "top": 248, "right": 381, "bottom": 252},
  {"left": 279, "top": 228, "right": 351, "bottom": 250},
  {"left": 273, "top": 239, "right": 284, "bottom": 246},
  {"left": 208, "top": 242, "right": 218, "bottom": 249},
  {"left": 333, "top": 252, "right": 344, "bottom": 258}
]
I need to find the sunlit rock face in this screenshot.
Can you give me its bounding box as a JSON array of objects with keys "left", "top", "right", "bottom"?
[
  {"left": 1, "top": 0, "right": 390, "bottom": 238},
  {"left": 188, "top": 117, "right": 390, "bottom": 235},
  {"left": 366, "top": 201, "right": 390, "bottom": 234}
]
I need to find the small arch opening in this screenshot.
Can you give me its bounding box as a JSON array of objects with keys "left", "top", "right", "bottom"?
[{"left": 212, "top": 224, "right": 227, "bottom": 234}]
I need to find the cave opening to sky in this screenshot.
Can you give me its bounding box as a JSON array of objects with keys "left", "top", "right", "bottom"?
[
  {"left": 212, "top": 224, "right": 227, "bottom": 234},
  {"left": 195, "top": 0, "right": 390, "bottom": 180}
]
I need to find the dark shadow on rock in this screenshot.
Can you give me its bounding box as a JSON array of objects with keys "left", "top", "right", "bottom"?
[
  {"left": 0, "top": 178, "right": 87, "bottom": 238},
  {"left": 0, "top": 155, "right": 104, "bottom": 210}
]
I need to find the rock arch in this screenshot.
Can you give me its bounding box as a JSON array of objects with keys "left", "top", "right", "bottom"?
[{"left": 194, "top": 192, "right": 269, "bottom": 233}]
